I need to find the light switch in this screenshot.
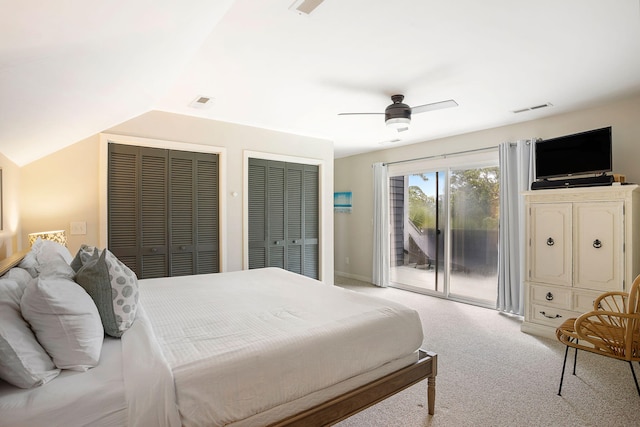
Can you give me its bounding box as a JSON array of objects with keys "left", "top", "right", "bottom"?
[{"left": 70, "top": 221, "right": 87, "bottom": 235}]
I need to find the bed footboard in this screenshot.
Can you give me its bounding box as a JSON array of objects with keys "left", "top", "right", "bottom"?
[{"left": 269, "top": 349, "right": 437, "bottom": 426}]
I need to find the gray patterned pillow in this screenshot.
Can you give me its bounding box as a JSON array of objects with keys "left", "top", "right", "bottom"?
[
  {"left": 70, "top": 244, "right": 97, "bottom": 272},
  {"left": 74, "top": 249, "right": 139, "bottom": 338}
]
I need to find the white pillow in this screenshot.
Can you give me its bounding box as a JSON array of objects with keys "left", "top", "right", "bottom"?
[
  {"left": 18, "top": 238, "right": 73, "bottom": 277},
  {"left": 1, "top": 267, "right": 34, "bottom": 290},
  {"left": 21, "top": 277, "right": 104, "bottom": 371},
  {"left": 38, "top": 259, "right": 76, "bottom": 281},
  {"left": 0, "top": 278, "right": 60, "bottom": 388}
]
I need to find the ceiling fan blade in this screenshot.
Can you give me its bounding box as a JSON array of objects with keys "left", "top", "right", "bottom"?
[
  {"left": 337, "top": 112, "right": 384, "bottom": 116},
  {"left": 411, "top": 99, "right": 458, "bottom": 114}
]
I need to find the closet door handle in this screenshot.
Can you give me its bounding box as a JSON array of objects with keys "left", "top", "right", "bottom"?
[
  {"left": 593, "top": 239, "right": 602, "bottom": 249},
  {"left": 546, "top": 237, "right": 555, "bottom": 246}
]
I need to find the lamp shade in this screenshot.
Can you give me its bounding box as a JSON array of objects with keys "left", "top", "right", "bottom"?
[{"left": 28, "top": 230, "right": 67, "bottom": 247}]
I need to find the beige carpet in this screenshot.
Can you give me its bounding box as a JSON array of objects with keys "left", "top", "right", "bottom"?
[{"left": 333, "top": 276, "right": 640, "bottom": 427}]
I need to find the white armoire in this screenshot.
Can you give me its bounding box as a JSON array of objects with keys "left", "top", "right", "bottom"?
[{"left": 521, "top": 184, "right": 640, "bottom": 339}]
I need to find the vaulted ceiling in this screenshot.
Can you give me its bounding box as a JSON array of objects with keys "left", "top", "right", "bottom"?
[{"left": 2, "top": 0, "right": 640, "bottom": 166}]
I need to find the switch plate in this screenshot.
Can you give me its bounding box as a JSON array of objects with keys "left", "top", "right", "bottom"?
[{"left": 70, "top": 221, "right": 87, "bottom": 235}]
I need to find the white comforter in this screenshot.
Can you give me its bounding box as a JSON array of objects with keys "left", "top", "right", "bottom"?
[
  {"left": 139, "top": 267, "right": 424, "bottom": 426},
  {"left": 1, "top": 268, "right": 423, "bottom": 427}
]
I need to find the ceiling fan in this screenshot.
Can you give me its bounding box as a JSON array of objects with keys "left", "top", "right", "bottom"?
[{"left": 339, "top": 95, "right": 458, "bottom": 132}]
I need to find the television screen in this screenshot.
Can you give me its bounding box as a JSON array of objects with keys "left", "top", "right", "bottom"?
[{"left": 535, "top": 127, "right": 612, "bottom": 179}]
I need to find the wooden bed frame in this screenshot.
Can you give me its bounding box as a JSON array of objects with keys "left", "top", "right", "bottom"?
[
  {"left": 1, "top": 249, "right": 437, "bottom": 425},
  {"left": 271, "top": 349, "right": 436, "bottom": 426}
]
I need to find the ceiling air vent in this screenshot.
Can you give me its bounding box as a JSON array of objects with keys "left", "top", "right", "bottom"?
[
  {"left": 289, "top": 0, "right": 325, "bottom": 15},
  {"left": 513, "top": 103, "right": 553, "bottom": 114},
  {"left": 189, "top": 96, "right": 214, "bottom": 109}
]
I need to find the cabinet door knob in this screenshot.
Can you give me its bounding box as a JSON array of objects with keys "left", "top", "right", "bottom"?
[
  {"left": 593, "top": 239, "right": 602, "bottom": 249},
  {"left": 180, "top": 245, "right": 186, "bottom": 250},
  {"left": 151, "top": 248, "right": 158, "bottom": 253},
  {"left": 546, "top": 237, "right": 555, "bottom": 246},
  {"left": 545, "top": 292, "right": 554, "bottom": 301}
]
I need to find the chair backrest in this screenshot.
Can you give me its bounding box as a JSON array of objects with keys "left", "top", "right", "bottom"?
[
  {"left": 629, "top": 274, "right": 640, "bottom": 314},
  {"left": 626, "top": 274, "right": 640, "bottom": 361}
]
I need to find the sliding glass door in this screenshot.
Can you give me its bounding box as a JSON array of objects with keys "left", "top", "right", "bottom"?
[
  {"left": 390, "top": 171, "right": 445, "bottom": 293},
  {"left": 388, "top": 152, "right": 499, "bottom": 307}
]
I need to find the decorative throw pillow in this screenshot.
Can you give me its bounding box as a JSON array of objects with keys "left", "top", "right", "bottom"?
[
  {"left": 70, "top": 244, "right": 97, "bottom": 273},
  {"left": 74, "top": 249, "right": 139, "bottom": 338},
  {"left": 0, "top": 278, "right": 60, "bottom": 388},
  {"left": 21, "top": 277, "right": 104, "bottom": 371}
]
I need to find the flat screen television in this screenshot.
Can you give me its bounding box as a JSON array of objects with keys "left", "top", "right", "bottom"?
[{"left": 534, "top": 126, "right": 612, "bottom": 179}]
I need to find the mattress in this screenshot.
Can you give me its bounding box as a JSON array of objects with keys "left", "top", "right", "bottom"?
[{"left": 139, "top": 267, "right": 424, "bottom": 426}]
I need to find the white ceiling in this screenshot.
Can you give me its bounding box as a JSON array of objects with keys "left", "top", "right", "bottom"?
[{"left": 2, "top": 0, "right": 640, "bottom": 166}]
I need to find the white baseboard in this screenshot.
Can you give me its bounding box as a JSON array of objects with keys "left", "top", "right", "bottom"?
[{"left": 334, "top": 271, "right": 372, "bottom": 284}]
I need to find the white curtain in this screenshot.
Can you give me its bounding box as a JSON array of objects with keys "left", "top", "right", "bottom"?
[
  {"left": 497, "top": 140, "right": 535, "bottom": 315},
  {"left": 372, "top": 162, "right": 390, "bottom": 287}
]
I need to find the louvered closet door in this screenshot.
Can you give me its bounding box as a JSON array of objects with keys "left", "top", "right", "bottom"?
[
  {"left": 169, "top": 151, "right": 196, "bottom": 276},
  {"left": 169, "top": 150, "right": 220, "bottom": 276},
  {"left": 248, "top": 158, "right": 319, "bottom": 279},
  {"left": 302, "top": 165, "right": 319, "bottom": 279},
  {"left": 109, "top": 144, "right": 219, "bottom": 279},
  {"left": 108, "top": 144, "right": 169, "bottom": 278},
  {"left": 286, "top": 163, "right": 305, "bottom": 275},
  {"left": 248, "top": 159, "right": 268, "bottom": 268},
  {"left": 195, "top": 153, "right": 219, "bottom": 274},
  {"left": 248, "top": 159, "right": 287, "bottom": 269}
]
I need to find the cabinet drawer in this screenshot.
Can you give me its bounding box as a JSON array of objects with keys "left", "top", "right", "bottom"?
[
  {"left": 530, "top": 284, "right": 571, "bottom": 309},
  {"left": 573, "top": 290, "right": 604, "bottom": 313},
  {"left": 530, "top": 304, "right": 576, "bottom": 328}
]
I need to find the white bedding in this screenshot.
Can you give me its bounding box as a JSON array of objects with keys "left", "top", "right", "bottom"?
[
  {"left": 0, "top": 336, "right": 127, "bottom": 426},
  {"left": 0, "top": 306, "right": 181, "bottom": 427},
  {"left": 139, "top": 267, "right": 424, "bottom": 426},
  {"left": 0, "top": 267, "right": 424, "bottom": 427}
]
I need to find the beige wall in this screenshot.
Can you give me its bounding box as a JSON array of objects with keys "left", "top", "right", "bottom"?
[
  {"left": 0, "top": 152, "right": 22, "bottom": 257},
  {"left": 19, "top": 111, "right": 335, "bottom": 283},
  {"left": 335, "top": 94, "right": 640, "bottom": 283},
  {"left": 21, "top": 135, "right": 101, "bottom": 254}
]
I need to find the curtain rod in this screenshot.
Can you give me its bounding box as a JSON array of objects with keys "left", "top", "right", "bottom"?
[
  {"left": 381, "top": 140, "right": 533, "bottom": 167},
  {"left": 382, "top": 145, "right": 498, "bottom": 166}
]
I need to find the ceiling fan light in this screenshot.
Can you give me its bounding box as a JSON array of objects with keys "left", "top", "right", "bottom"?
[{"left": 386, "top": 117, "right": 411, "bottom": 130}]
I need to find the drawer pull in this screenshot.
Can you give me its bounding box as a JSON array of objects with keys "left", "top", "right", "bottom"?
[
  {"left": 539, "top": 311, "right": 561, "bottom": 319},
  {"left": 546, "top": 237, "right": 555, "bottom": 246},
  {"left": 593, "top": 239, "right": 602, "bottom": 249},
  {"left": 545, "top": 292, "right": 554, "bottom": 301}
]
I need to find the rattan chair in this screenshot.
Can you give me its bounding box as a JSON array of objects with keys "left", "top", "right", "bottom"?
[{"left": 556, "top": 274, "right": 640, "bottom": 396}]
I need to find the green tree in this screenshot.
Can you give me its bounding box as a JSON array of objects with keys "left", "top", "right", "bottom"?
[{"left": 450, "top": 167, "right": 499, "bottom": 229}]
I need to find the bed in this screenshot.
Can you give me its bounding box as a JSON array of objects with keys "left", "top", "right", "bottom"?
[{"left": 0, "top": 244, "right": 437, "bottom": 426}]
